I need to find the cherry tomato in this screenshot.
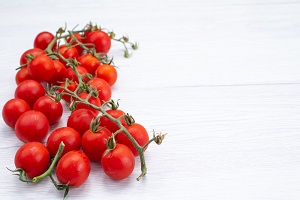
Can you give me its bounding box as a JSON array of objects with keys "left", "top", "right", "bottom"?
[
  {"left": 27, "top": 54, "right": 55, "bottom": 82},
  {"left": 48, "top": 60, "right": 67, "bottom": 85},
  {"left": 85, "top": 30, "right": 111, "bottom": 54},
  {"left": 101, "top": 144, "right": 135, "bottom": 180},
  {"left": 75, "top": 92, "right": 101, "bottom": 115},
  {"left": 2, "top": 98, "right": 30, "bottom": 128},
  {"left": 116, "top": 123, "right": 149, "bottom": 156},
  {"left": 87, "top": 78, "right": 111, "bottom": 102},
  {"left": 95, "top": 64, "right": 118, "bottom": 86},
  {"left": 33, "top": 95, "right": 63, "bottom": 125},
  {"left": 78, "top": 54, "right": 100, "bottom": 75},
  {"left": 14, "top": 80, "right": 45, "bottom": 108},
  {"left": 56, "top": 151, "right": 90, "bottom": 187},
  {"left": 81, "top": 126, "right": 112, "bottom": 162},
  {"left": 64, "top": 66, "right": 89, "bottom": 83},
  {"left": 15, "top": 67, "right": 31, "bottom": 85},
  {"left": 15, "top": 142, "right": 50, "bottom": 179},
  {"left": 34, "top": 31, "right": 56, "bottom": 50},
  {"left": 99, "top": 109, "right": 127, "bottom": 133},
  {"left": 67, "top": 109, "right": 97, "bottom": 136},
  {"left": 67, "top": 33, "right": 84, "bottom": 55},
  {"left": 19, "top": 48, "right": 45, "bottom": 66},
  {"left": 58, "top": 45, "right": 79, "bottom": 65},
  {"left": 46, "top": 127, "right": 81, "bottom": 157},
  {"left": 57, "top": 81, "right": 77, "bottom": 103},
  {"left": 15, "top": 110, "right": 49, "bottom": 143}
]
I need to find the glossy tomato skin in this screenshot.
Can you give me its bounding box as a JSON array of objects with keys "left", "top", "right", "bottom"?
[
  {"left": 48, "top": 60, "right": 67, "bottom": 85},
  {"left": 34, "top": 31, "right": 56, "bottom": 50},
  {"left": 85, "top": 30, "right": 111, "bottom": 54},
  {"left": 15, "top": 110, "right": 49, "bottom": 143},
  {"left": 15, "top": 67, "right": 31, "bottom": 85},
  {"left": 33, "top": 96, "right": 63, "bottom": 125},
  {"left": 87, "top": 78, "right": 112, "bottom": 102},
  {"left": 64, "top": 66, "right": 89, "bottom": 83},
  {"left": 46, "top": 127, "right": 81, "bottom": 157},
  {"left": 57, "top": 81, "right": 77, "bottom": 103},
  {"left": 95, "top": 64, "right": 118, "bottom": 86},
  {"left": 14, "top": 80, "right": 45, "bottom": 108},
  {"left": 56, "top": 151, "right": 91, "bottom": 187},
  {"left": 67, "top": 33, "right": 84, "bottom": 55},
  {"left": 27, "top": 54, "right": 55, "bottom": 82},
  {"left": 81, "top": 127, "right": 112, "bottom": 162},
  {"left": 19, "top": 48, "right": 45, "bottom": 66},
  {"left": 15, "top": 142, "right": 50, "bottom": 179},
  {"left": 101, "top": 144, "right": 135, "bottom": 180},
  {"left": 75, "top": 92, "right": 101, "bottom": 115},
  {"left": 116, "top": 123, "right": 149, "bottom": 156},
  {"left": 67, "top": 109, "right": 97, "bottom": 136},
  {"left": 2, "top": 98, "right": 31, "bottom": 128},
  {"left": 78, "top": 54, "right": 100, "bottom": 75},
  {"left": 59, "top": 45, "right": 79, "bottom": 65},
  {"left": 99, "top": 109, "right": 127, "bottom": 133}
]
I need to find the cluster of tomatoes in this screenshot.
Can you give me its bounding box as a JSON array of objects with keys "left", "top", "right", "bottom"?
[{"left": 2, "top": 24, "right": 152, "bottom": 197}]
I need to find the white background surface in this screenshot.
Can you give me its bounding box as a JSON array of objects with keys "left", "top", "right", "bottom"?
[{"left": 0, "top": 0, "right": 300, "bottom": 199}]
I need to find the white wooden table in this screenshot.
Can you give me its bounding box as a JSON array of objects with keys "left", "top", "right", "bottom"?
[{"left": 1, "top": 0, "right": 300, "bottom": 199}]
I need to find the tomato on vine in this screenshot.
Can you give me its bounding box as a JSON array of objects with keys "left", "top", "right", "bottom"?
[
  {"left": 15, "top": 67, "right": 31, "bottom": 85},
  {"left": 57, "top": 81, "right": 77, "bottom": 103},
  {"left": 99, "top": 107, "right": 127, "bottom": 133},
  {"left": 66, "top": 33, "right": 85, "bottom": 55},
  {"left": 19, "top": 48, "right": 45, "bottom": 66},
  {"left": 34, "top": 31, "right": 56, "bottom": 50},
  {"left": 75, "top": 92, "right": 101, "bottom": 115},
  {"left": 27, "top": 54, "right": 56, "bottom": 82},
  {"left": 58, "top": 45, "right": 79, "bottom": 65},
  {"left": 78, "top": 54, "right": 100, "bottom": 75},
  {"left": 85, "top": 30, "right": 111, "bottom": 54},
  {"left": 64, "top": 66, "right": 89, "bottom": 83},
  {"left": 48, "top": 60, "right": 67, "bottom": 85},
  {"left": 95, "top": 64, "right": 118, "bottom": 86},
  {"left": 87, "top": 77, "right": 112, "bottom": 102}
]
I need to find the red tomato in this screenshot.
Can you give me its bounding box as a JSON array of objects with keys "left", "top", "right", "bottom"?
[
  {"left": 15, "top": 67, "right": 31, "bottom": 85},
  {"left": 33, "top": 96, "right": 63, "bottom": 125},
  {"left": 81, "top": 126, "right": 112, "bottom": 162},
  {"left": 85, "top": 30, "right": 111, "bottom": 54},
  {"left": 15, "top": 142, "right": 50, "bottom": 179},
  {"left": 64, "top": 66, "right": 89, "bottom": 83},
  {"left": 67, "top": 33, "right": 84, "bottom": 55},
  {"left": 15, "top": 110, "right": 49, "bottom": 143},
  {"left": 48, "top": 60, "right": 67, "bottom": 85},
  {"left": 57, "top": 81, "right": 77, "bottom": 103},
  {"left": 95, "top": 64, "right": 118, "bottom": 86},
  {"left": 27, "top": 54, "right": 55, "bottom": 82},
  {"left": 14, "top": 80, "right": 45, "bottom": 108},
  {"left": 87, "top": 78, "right": 112, "bottom": 102},
  {"left": 99, "top": 109, "right": 127, "bottom": 133},
  {"left": 56, "top": 151, "right": 90, "bottom": 187},
  {"left": 78, "top": 54, "right": 100, "bottom": 75},
  {"left": 116, "top": 123, "right": 149, "bottom": 156},
  {"left": 58, "top": 45, "right": 79, "bottom": 65},
  {"left": 2, "top": 98, "right": 31, "bottom": 128},
  {"left": 19, "top": 48, "right": 45, "bottom": 66},
  {"left": 46, "top": 127, "right": 81, "bottom": 157},
  {"left": 34, "top": 31, "right": 56, "bottom": 50},
  {"left": 101, "top": 144, "right": 135, "bottom": 180},
  {"left": 67, "top": 109, "right": 97, "bottom": 136},
  {"left": 75, "top": 92, "right": 101, "bottom": 115}
]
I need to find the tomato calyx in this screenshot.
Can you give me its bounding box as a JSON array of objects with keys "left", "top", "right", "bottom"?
[{"left": 124, "top": 113, "right": 135, "bottom": 126}]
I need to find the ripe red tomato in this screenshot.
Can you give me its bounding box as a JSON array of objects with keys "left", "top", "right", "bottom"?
[
  {"left": 57, "top": 81, "right": 77, "bottom": 103},
  {"left": 81, "top": 126, "right": 112, "bottom": 162},
  {"left": 2, "top": 98, "right": 31, "bottom": 128},
  {"left": 58, "top": 45, "right": 79, "bottom": 65},
  {"left": 87, "top": 78, "right": 112, "bottom": 102},
  {"left": 67, "top": 109, "right": 97, "bottom": 136},
  {"left": 78, "top": 54, "right": 100, "bottom": 75},
  {"left": 48, "top": 60, "right": 67, "bottom": 85},
  {"left": 85, "top": 30, "right": 111, "bottom": 54},
  {"left": 33, "top": 95, "right": 63, "bottom": 125},
  {"left": 67, "top": 33, "right": 84, "bottom": 55},
  {"left": 15, "top": 110, "right": 49, "bottom": 143},
  {"left": 116, "top": 123, "right": 149, "bottom": 156},
  {"left": 19, "top": 48, "right": 45, "bottom": 66},
  {"left": 15, "top": 142, "right": 50, "bottom": 179},
  {"left": 75, "top": 92, "right": 101, "bottom": 115},
  {"left": 56, "top": 151, "right": 91, "bottom": 187},
  {"left": 95, "top": 64, "right": 118, "bottom": 86},
  {"left": 46, "top": 127, "right": 81, "bottom": 157},
  {"left": 64, "top": 66, "right": 89, "bottom": 83},
  {"left": 14, "top": 80, "right": 45, "bottom": 108},
  {"left": 101, "top": 144, "right": 135, "bottom": 180},
  {"left": 27, "top": 54, "right": 55, "bottom": 82},
  {"left": 99, "top": 109, "right": 127, "bottom": 133},
  {"left": 34, "top": 31, "right": 56, "bottom": 50},
  {"left": 15, "top": 67, "right": 31, "bottom": 85}
]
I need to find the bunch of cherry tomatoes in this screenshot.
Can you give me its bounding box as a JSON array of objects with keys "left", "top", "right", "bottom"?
[{"left": 2, "top": 23, "right": 165, "bottom": 198}]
